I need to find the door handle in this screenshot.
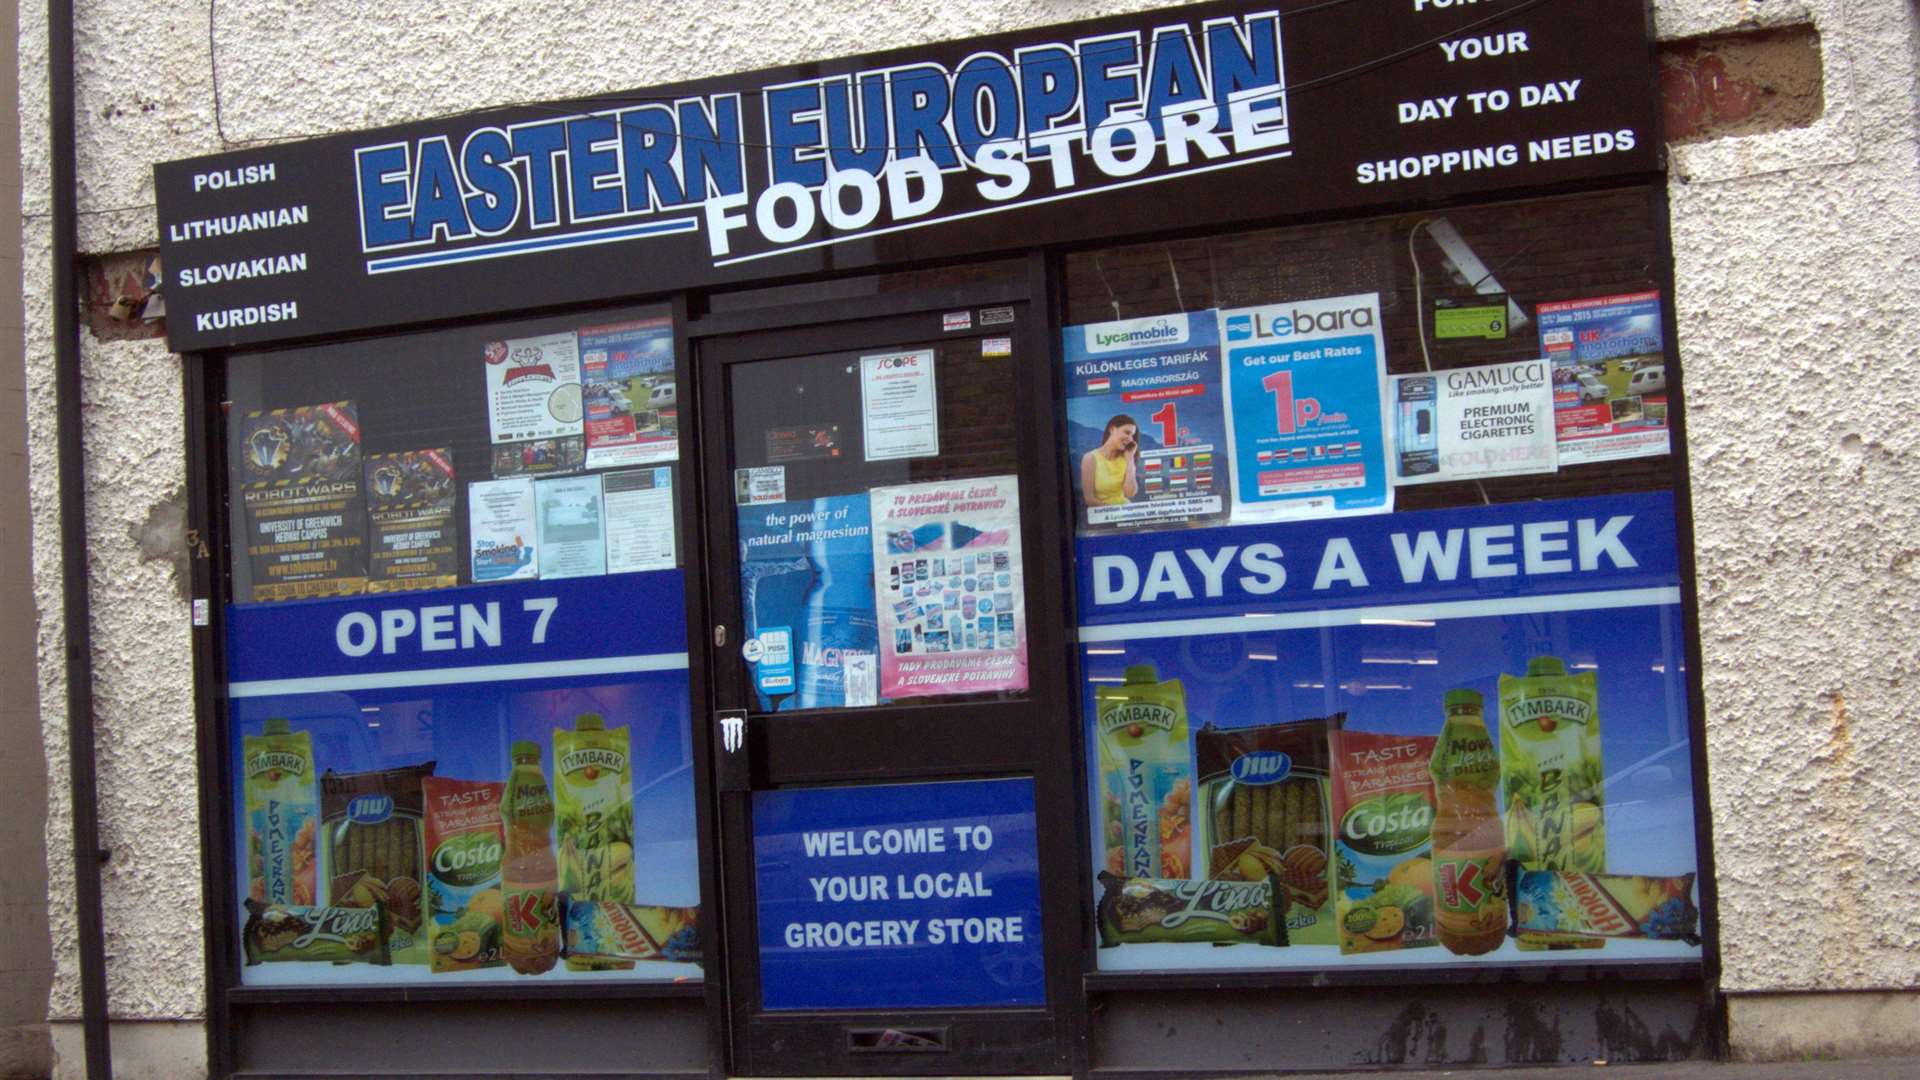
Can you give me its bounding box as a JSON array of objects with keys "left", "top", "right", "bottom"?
[{"left": 715, "top": 708, "right": 750, "bottom": 792}]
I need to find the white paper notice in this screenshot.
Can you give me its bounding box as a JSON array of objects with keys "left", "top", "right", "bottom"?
[
  {"left": 603, "top": 467, "right": 676, "bottom": 574},
  {"left": 859, "top": 349, "right": 939, "bottom": 461},
  {"left": 535, "top": 474, "right": 606, "bottom": 579},
  {"left": 486, "top": 332, "right": 585, "bottom": 446},
  {"left": 1390, "top": 359, "right": 1557, "bottom": 485},
  {"left": 468, "top": 477, "right": 538, "bottom": 583}
]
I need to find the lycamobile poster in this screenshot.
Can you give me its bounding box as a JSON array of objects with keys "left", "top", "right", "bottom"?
[
  {"left": 738, "top": 494, "right": 878, "bottom": 710},
  {"left": 870, "top": 476, "right": 1026, "bottom": 699},
  {"left": 1537, "top": 290, "right": 1670, "bottom": 465},
  {"left": 237, "top": 400, "right": 369, "bottom": 602},
  {"left": 579, "top": 319, "right": 677, "bottom": 469},
  {"left": 365, "top": 448, "right": 458, "bottom": 592},
  {"left": 1062, "top": 312, "right": 1229, "bottom": 535},
  {"left": 1219, "top": 294, "right": 1392, "bottom": 522}
]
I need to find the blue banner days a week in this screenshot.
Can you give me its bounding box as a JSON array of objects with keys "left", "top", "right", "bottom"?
[
  {"left": 1074, "top": 491, "right": 1680, "bottom": 627},
  {"left": 752, "top": 777, "right": 1044, "bottom": 1011},
  {"left": 227, "top": 570, "right": 688, "bottom": 683}
]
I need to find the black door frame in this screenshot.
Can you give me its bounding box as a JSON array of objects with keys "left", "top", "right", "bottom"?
[{"left": 685, "top": 254, "right": 1089, "bottom": 1077}]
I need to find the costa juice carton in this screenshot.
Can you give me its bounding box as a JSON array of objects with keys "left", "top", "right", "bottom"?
[{"left": 1329, "top": 730, "right": 1438, "bottom": 955}]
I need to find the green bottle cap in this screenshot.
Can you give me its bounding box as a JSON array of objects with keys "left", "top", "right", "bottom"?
[
  {"left": 510, "top": 740, "right": 541, "bottom": 762},
  {"left": 575, "top": 713, "right": 605, "bottom": 731},
  {"left": 1122, "top": 663, "right": 1158, "bottom": 684},
  {"left": 1443, "top": 688, "right": 1483, "bottom": 711},
  {"left": 1526, "top": 656, "right": 1568, "bottom": 677},
  {"left": 264, "top": 718, "right": 289, "bottom": 735}
]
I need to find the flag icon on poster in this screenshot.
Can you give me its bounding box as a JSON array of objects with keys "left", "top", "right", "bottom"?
[{"left": 1087, "top": 377, "right": 1111, "bottom": 393}]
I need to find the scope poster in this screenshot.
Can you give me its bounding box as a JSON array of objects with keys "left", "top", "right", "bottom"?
[
  {"left": 580, "top": 319, "right": 677, "bottom": 469},
  {"left": 870, "top": 476, "right": 1027, "bottom": 699},
  {"left": 1062, "top": 312, "right": 1230, "bottom": 534},
  {"left": 738, "top": 494, "right": 878, "bottom": 711},
  {"left": 365, "top": 448, "right": 459, "bottom": 592},
  {"left": 1218, "top": 294, "right": 1392, "bottom": 522},
  {"left": 236, "top": 400, "right": 370, "bottom": 602},
  {"left": 1537, "top": 290, "right": 1670, "bottom": 466}
]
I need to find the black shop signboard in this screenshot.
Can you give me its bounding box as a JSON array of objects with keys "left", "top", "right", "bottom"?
[{"left": 153, "top": 0, "right": 1659, "bottom": 352}]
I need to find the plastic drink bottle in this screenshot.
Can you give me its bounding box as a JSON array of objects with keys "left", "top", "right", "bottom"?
[
  {"left": 500, "top": 740, "right": 559, "bottom": 975},
  {"left": 1430, "top": 689, "right": 1509, "bottom": 956}
]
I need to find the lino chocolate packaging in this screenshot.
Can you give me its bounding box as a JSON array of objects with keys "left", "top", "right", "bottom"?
[
  {"left": 1499, "top": 655, "right": 1605, "bottom": 950},
  {"left": 1095, "top": 665, "right": 1192, "bottom": 879},
  {"left": 555, "top": 713, "right": 634, "bottom": 970},
  {"left": 1328, "top": 730, "right": 1438, "bottom": 955},
  {"left": 321, "top": 761, "right": 434, "bottom": 965},
  {"left": 1194, "top": 715, "right": 1341, "bottom": 945}
]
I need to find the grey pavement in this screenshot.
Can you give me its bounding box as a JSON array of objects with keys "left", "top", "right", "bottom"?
[{"left": 1260, "top": 1057, "right": 1920, "bottom": 1078}]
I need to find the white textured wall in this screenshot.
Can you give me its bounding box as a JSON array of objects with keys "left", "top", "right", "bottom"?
[{"left": 18, "top": 0, "right": 1920, "bottom": 1025}]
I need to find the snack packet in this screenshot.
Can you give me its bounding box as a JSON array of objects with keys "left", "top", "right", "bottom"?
[
  {"left": 1511, "top": 868, "right": 1699, "bottom": 943},
  {"left": 555, "top": 714, "right": 634, "bottom": 970},
  {"left": 562, "top": 899, "right": 701, "bottom": 964},
  {"left": 243, "top": 718, "right": 317, "bottom": 906},
  {"left": 1195, "top": 715, "right": 1342, "bottom": 945},
  {"left": 422, "top": 777, "right": 506, "bottom": 974},
  {"left": 1329, "top": 730, "right": 1438, "bottom": 954},
  {"left": 1096, "top": 872, "right": 1286, "bottom": 947},
  {"left": 243, "top": 898, "right": 390, "bottom": 966},
  {"left": 322, "top": 761, "right": 434, "bottom": 965},
  {"left": 1499, "top": 656, "right": 1605, "bottom": 950},
  {"left": 1096, "top": 664, "right": 1192, "bottom": 879}
]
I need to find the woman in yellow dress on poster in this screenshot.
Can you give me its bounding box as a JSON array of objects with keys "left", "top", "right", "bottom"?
[{"left": 1081, "top": 414, "right": 1140, "bottom": 509}]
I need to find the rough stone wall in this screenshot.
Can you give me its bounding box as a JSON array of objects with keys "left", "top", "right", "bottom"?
[{"left": 17, "top": 0, "right": 1919, "bottom": 1028}]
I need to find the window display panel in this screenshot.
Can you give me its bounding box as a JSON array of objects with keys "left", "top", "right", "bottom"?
[
  {"left": 726, "top": 335, "right": 1029, "bottom": 712},
  {"left": 222, "top": 304, "right": 702, "bottom": 986},
  {"left": 1065, "top": 190, "right": 1704, "bottom": 973}
]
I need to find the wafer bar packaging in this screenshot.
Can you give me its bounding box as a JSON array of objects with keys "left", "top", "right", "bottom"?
[
  {"left": 1195, "top": 715, "right": 1341, "bottom": 945},
  {"left": 322, "top": 761, "right": 434, "bottom": 965},
  {"left": 1329, "top": 730, "right": 1438, "bottom": 955},
  {"left": 1096, "top": 871, "right": 1286, "bottom": 947},
  {"left": 563, "top": 899, "right": 701, "bottom": 964},
  {"left": 1511, "top": 867, "right": 1699, "bottom": 943},
  {"left": 243, "top": 719, "right": 317, "bottom": 906},
  {"left": 1096, "top": 665, "right": 1192, "bottom": 880},
  {"left": 243, "top": 898, "right": 390, "bottom": 966}
]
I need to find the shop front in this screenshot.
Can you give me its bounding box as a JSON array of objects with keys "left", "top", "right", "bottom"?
[{"left": 155, "top": 1, "right": 1716, "bottom": 1075}]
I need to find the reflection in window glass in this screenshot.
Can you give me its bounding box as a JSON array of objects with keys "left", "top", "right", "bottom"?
[{"left": 1066, "top": 190, "right": 1704, "bottom": 973}]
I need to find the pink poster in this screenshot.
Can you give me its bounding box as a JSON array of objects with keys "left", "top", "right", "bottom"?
[{"left": 869, "top": 476, "right": 1027, "bottom": 699}]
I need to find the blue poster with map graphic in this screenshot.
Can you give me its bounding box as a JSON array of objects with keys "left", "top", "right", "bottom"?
[
  {"left": 738, "top": 494, "right": 878, "bottom": 711},
  {"left": 1219, "top": 292, "right": 1392, "bottom": 522}
]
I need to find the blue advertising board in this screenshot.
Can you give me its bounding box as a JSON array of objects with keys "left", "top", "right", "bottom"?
[
  {"left": 737, "top": 495, "right": 878, "bottom": 710},
  {"left": 752, "top": 777, "right": 1044, "bottom": 1010}
]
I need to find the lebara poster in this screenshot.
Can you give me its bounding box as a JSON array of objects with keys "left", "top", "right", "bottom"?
[
  {"left": 237, "top": 401, "right": 369, "bottom": 602},
  {"left": 1537, "top": 290, "right": 1670, "bottom": 465},
  {"left": 365, "top": 448, "right": 458, "bottom": 592},
  {"left": 1218, "top": 293, "right": 1392, "bottom": 522},
  {"left": 869, "top": 476, "right": 1027, "bottom": 699},
  {"left": 1062, "top": 312, "right": 1229, "bottom": 535},
  {"left": 579, "top": 319, "right": 677, "bottom": 469},
  {"left": 737, "top": 495, "right": 877, "bottom": 710}
]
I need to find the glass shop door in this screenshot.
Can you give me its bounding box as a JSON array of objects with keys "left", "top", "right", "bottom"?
[{"left": 692, "top": 282, "right": 1082, "bottom": 1076}]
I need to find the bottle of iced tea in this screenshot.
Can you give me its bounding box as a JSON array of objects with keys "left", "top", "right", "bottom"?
[
  {"left": 500, "top": 740, "right": 559, "bottom": 975},
  {"left": 1430, "top": 689, "right": 1508, "bottom": 956}
]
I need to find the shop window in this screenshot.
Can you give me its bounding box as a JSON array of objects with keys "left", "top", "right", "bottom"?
[
  {"left": 221, "top": 303, "right": 701, "bottom": 986},
  {"left": 1064, "top": 189, "right": 1705, "bottom": 972}
]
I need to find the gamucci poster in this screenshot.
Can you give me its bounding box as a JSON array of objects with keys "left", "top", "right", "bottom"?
[
  {"left": 1219, "top": 294, "right": 1392, "bottom": 521},
  {"left": 1062, "top": 312, "right": 1230, "bottom": 533},
  {"left": 227, "top": 573, "right": 700, "bottom": 985},
  {"left": 1074, "top": 494, "right": 1703, "bottom": 971},
  {"left": 870, "top": 476, "right": 1027, "bottom": 698}
]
